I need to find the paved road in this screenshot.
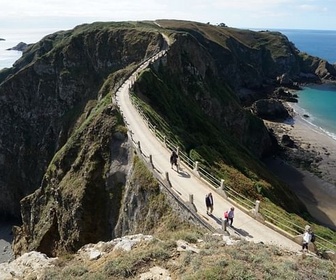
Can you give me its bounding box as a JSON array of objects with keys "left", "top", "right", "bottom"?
[{"left": 115, "top": 51, "right": 302, "bottom": 252}]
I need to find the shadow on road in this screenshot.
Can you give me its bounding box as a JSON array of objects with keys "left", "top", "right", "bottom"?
[
  {"left": 232, "top": 227, "right": 253, "bottom": 238},
  {"left": 177, "top": 169, "right": 191, "bottom": 178},
  {"left": 206, "top": 214, "right": 223, "bottom": 226}
]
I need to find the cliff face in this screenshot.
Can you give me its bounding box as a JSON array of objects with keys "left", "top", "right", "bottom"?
[
  {"left": 12, "top": 103, "right": 131, "bottom": 256},
  {"left": 134, "top": 21, "right": 336, "bottom": 160},
  {"left": 157, "top": 20, "right": 336, "bottom": 88},
  {"left": 1, "top": 20, "right": 334, "bottom": 257},
  {"left": 157, "top": 30, "right": 274, "bottom": 157},
  {"left": 0, "top": 23, "right": 164, "bottom": 219}
]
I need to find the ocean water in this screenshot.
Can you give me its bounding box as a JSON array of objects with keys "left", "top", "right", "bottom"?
[
  {"left": 278, "top": 29, "right": 336, "bottom": 65},
  {"left": 293, "top": 84, "right": 336, "bottom": 140},
  {"left": 1, "top": 27, "right": 336, "bottom": 140},
  {"left": 0, "top": 28, "right": 59, "bottom": 69},
  {"left": 274, "top": 29, "right": 336, "bottom": 141},
  {"left": 0, "top": 39, "right": 22, "bottom": 69},
  {"left": 251, "top": 28, "right": 336, "bottom": 140}
]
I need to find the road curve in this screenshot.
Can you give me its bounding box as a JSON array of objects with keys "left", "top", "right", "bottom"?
[{"left": 115, "top": 38, "right": 302, "bottom": 252}]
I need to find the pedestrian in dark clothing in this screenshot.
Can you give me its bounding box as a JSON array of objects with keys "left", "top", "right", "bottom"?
[
  {"left": 205, "top": 193, "right": 214, "bottom": 215},
  {"left": 226, "top": 207, "right": 234, "bottom": 226},
  {"left": 170, "top": 150, "right": 178, "bottom": 171}
]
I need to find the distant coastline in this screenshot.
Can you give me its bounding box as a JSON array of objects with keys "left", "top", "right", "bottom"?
[{"left": 275, "top": 29, "right": 336, "bottom": 64}]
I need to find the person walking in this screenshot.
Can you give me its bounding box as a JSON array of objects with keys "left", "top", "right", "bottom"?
[
  {"left": 302, "top": 225, "right": 312, "bottom": 252},
  {"left": 170, "top": 150, "right": 178, "bottom": 171},
  {"left": 226, "top": 207, "right": 235, "bottom": 227},
  {"left": 205, "top": 193, "right": 214, "bottom": 215}
]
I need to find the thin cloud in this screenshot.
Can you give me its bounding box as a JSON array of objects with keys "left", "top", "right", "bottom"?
[
  {"left": 0, "top": 0, "right": 335, "bottom": 30},
  {"left": 299, "top": 4, "right": 328, "bottom": 12}
]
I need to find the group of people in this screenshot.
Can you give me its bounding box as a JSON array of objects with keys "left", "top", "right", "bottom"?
[
  {"left": 171, "top": 151, "right": 316, "bottom": 253},
  {"left": 205, "top": 192, "right": 316, "bottom": 252},
  {"left": 205, "top": 192, "right": 235, "bottom": 226}
]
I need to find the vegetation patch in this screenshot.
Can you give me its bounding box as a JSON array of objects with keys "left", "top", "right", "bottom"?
[{"left": 41, "top": 234, "right": 336, "bottom": 280}]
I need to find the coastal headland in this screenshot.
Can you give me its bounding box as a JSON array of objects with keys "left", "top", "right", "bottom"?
[{"left": 1, "top": 20, "right": 336, "bottom": 265}]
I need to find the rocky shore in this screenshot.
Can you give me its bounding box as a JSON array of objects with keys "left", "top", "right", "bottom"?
[{"left": 264, "top": 110, "right": 336, "bottom": 230}]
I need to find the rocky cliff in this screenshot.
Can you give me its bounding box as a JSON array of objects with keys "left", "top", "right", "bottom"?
[
  {"left": 1, "top": 20, "right": 335, "bottom": 257},
  {"left": 0, "top": 22, "right": 164, "bottom": 219}
]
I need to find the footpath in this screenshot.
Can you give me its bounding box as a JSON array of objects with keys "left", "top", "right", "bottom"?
[{"left": 115, "top": 50, "right": 302, "bottom": 253}]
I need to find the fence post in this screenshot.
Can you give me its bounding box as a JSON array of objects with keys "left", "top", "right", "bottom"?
[
  {"left": 176, "top": 147, "right": 180, "bottom": 167},
  {"left": 189, "top": 194, "right": 194, "bottom": 204},
  {"left": 255, "top": 200, "right": 260, "bottom": 214},
  {"left": 149, "top": 155, "right": 153, "bottom": 168},
  {"left": 165, "top": 172, "right": 172, "bottom": 188},
  {"left": 222, "top": 219, "right": 227, "bottom": 231},
  {"left": 194, "top": 161, "right": 199, "bottom": 172},
  {"left": 220, "top": 179, "right": 225, "bottom": 190},
  {"left": 153, "top": 125, "right": 156, "bottom": 135},
  {"left": 137, "top": 141, "right": 142, "bottom": 154},
  {"left": 163, "top": 136, "right": 166, "bottom": 146}
]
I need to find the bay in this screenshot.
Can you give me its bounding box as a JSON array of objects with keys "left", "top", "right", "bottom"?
[{"left": 271, "top": 29, "right": 336, "bottom": 142}]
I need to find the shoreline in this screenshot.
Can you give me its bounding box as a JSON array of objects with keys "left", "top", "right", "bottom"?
[{"left": 264, "top": 110, "right": 336, "bottom": 230}]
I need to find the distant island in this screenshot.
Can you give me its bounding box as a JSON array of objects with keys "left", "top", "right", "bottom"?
[
  {"left": 0, "top": 38, "right": 5, "bottom": 41},
  {"left": 6, "top": 42, "right": 28, "bottom": 52}
]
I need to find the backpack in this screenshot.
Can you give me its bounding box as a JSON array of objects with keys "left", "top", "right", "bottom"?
[{"left": 311, "top": 232, "right": 316, "bottom": 243}]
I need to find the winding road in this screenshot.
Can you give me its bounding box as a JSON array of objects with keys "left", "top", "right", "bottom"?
[{"left": 115, "top": 35, "right": 302, "bottom": 252}]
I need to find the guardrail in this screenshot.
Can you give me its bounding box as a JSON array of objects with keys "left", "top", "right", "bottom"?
[
  {"left": 132, "top": 98, "right": 257, "bottom": 209},
  {"left": 125, "top": 124, "right": 215, "bottom": 233},
  {"left": 116, "top": 48, "right": 336, "bottom": 253},
  {"left": 261, "top": 207, "right": 336, "bottom": 252}
]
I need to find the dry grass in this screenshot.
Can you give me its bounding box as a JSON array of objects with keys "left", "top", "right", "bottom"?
[{"left": 41, "top": 233, "right": 336, "bottom": 280}]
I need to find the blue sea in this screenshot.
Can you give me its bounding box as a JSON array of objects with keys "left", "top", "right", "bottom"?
[
  {"left": 0, "top": 28, "right": 60, "bottom": 69},
  {"left": 1, "top": 27, "right": 336, "bottom": 140},
  {"left": 276, "top": 29, "right": 336, "bottom": 140},
  {"left": 278, "top": 29, "right": 336, "bottom": 65}
]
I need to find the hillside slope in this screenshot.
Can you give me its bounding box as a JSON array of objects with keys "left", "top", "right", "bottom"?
[{"left": 0, "top": 20, "right": 335, "bottom": 257}]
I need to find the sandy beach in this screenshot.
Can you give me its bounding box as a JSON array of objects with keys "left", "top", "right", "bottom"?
[{"left": 264, "top": 112, "right": 336, "bottom": 230}]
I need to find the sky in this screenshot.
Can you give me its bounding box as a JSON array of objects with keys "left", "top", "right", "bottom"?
[{"left": 1, "top": 0, "right": 335, "bottom": 41}]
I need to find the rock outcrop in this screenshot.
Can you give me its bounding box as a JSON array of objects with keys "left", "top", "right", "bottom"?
[
  {"left": 251, "top": 99, "right": 290, "bottom": 120},
  {"left": 0, "top": 23, "right": 164, "bottom": 219},
  {"left": 6, "top": 42, "right": 28, "bottom": 52},
  {"left": 0, "top": 251, "right": 57, "bottom": 280},
  {"left": 0, "top": 20, "right": 334, "bottom": 258}
]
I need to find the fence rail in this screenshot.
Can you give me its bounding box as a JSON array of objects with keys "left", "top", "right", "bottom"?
[{"left": 118, "top": 51, "right": 336, "bottom": 253}]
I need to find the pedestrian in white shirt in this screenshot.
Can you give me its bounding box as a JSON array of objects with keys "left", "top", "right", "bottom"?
[{"left": 302, "top": 225, "right": 312, "bottom": 252}]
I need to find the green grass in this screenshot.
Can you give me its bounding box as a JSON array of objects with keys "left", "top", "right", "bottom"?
[
  {"left": 41, "top": 234, "right": 336, "bottom": 280},
  {"left": 129, "top": 47, "right": 336, "bottom": 247}
]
